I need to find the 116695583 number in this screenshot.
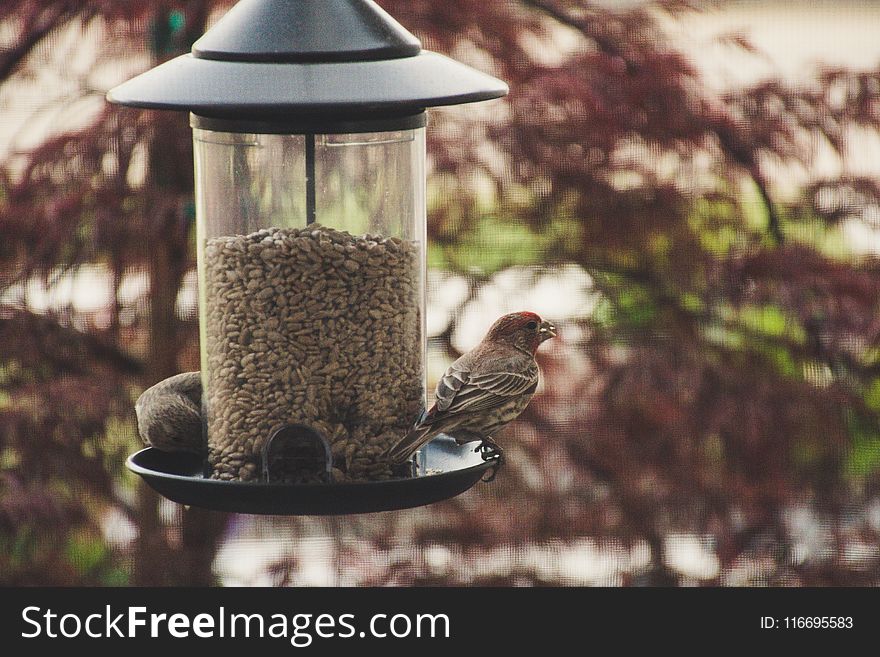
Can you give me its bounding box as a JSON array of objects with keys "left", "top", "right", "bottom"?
[{"left": 761, "top": 616, "right": 853, "bottom": 630}]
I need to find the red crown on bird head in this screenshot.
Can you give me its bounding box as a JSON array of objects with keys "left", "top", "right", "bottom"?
[{"left": 485, "top": 311, "right": 556, "bottom": 353}]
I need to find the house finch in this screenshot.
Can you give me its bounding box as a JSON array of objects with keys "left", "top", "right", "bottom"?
[
  {"left": 135, "top": 371, "right": 204, "bottom": 453},
  {"left": 385, "top": 311, "right": 556, "bottom": 464}
]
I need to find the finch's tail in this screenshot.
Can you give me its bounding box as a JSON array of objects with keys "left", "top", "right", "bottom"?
[{"left": 384, "top": 424, "right": 436, "bottom": 464}]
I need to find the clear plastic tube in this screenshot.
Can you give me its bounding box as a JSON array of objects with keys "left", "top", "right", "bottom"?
[{"left": 193, "top": 127, "right": 426, "bottom": 482}]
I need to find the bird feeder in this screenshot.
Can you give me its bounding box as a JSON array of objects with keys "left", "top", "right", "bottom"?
[{"left": 110, "top": 0, "right": 507, "bottom": 514}]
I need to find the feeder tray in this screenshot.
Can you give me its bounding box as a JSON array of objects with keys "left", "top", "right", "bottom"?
[{"left": 126, "top": 436, "right": 500, "bottom": 515}]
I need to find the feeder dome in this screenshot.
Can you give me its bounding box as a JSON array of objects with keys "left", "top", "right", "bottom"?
[{"left": 106, "top": 0, "right": 508, "bottom": 124}]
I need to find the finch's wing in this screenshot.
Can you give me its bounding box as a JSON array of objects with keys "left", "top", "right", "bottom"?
[
  {"left": 387, "top": 359, "right": 538, "bottom": 463},
  {"left": 424, "top": 360, "right": 539, "bottom": 422}
]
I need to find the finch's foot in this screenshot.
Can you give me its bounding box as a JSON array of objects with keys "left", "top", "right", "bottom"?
[
  {"left": 475, "top": 437, "right": 503, "bottom": 458},
  {"left": 476, "top": 438, "right": 504, "bottom": 482}
]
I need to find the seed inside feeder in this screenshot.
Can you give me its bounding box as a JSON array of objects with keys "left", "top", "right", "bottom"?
[{"left": 203, "top": 224, "right": 424, "bottom": 482}]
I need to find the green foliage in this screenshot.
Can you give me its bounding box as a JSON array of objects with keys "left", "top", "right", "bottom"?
[
  {"left": 844, "top": 410, "right": 880, "bottom": 477},
  {"left": 428, "top": 211, "right": 582, "bottom": 274},
  {"left": 66, "top": 531, "right": 111, "bottom": 578}
]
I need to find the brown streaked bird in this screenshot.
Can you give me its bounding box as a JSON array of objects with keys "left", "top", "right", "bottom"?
[{"left": 385, "top": 311, "right": 556, "bottom": 464}]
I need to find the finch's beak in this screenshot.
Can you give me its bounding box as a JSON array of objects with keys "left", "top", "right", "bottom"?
[{"left": 539, "top": 320, "right": 557, "bottom": 341}]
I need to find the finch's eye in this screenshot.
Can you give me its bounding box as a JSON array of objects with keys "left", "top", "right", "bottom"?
[{"left": 526, "top": 320, "right": 538, "bottom": 330}]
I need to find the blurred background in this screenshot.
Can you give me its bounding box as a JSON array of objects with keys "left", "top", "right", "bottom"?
[{"left": 3, "top": 0, "right": 880, "bottom": 586}]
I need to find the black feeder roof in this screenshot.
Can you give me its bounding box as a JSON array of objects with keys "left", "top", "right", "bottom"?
[{"left": 106, "top": 0, "right": 508, "bottom": 121}]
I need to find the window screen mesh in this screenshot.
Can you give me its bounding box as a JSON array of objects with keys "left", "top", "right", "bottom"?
[{"left": 1, "top": 0, "right": 879, "bottom": 586}]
